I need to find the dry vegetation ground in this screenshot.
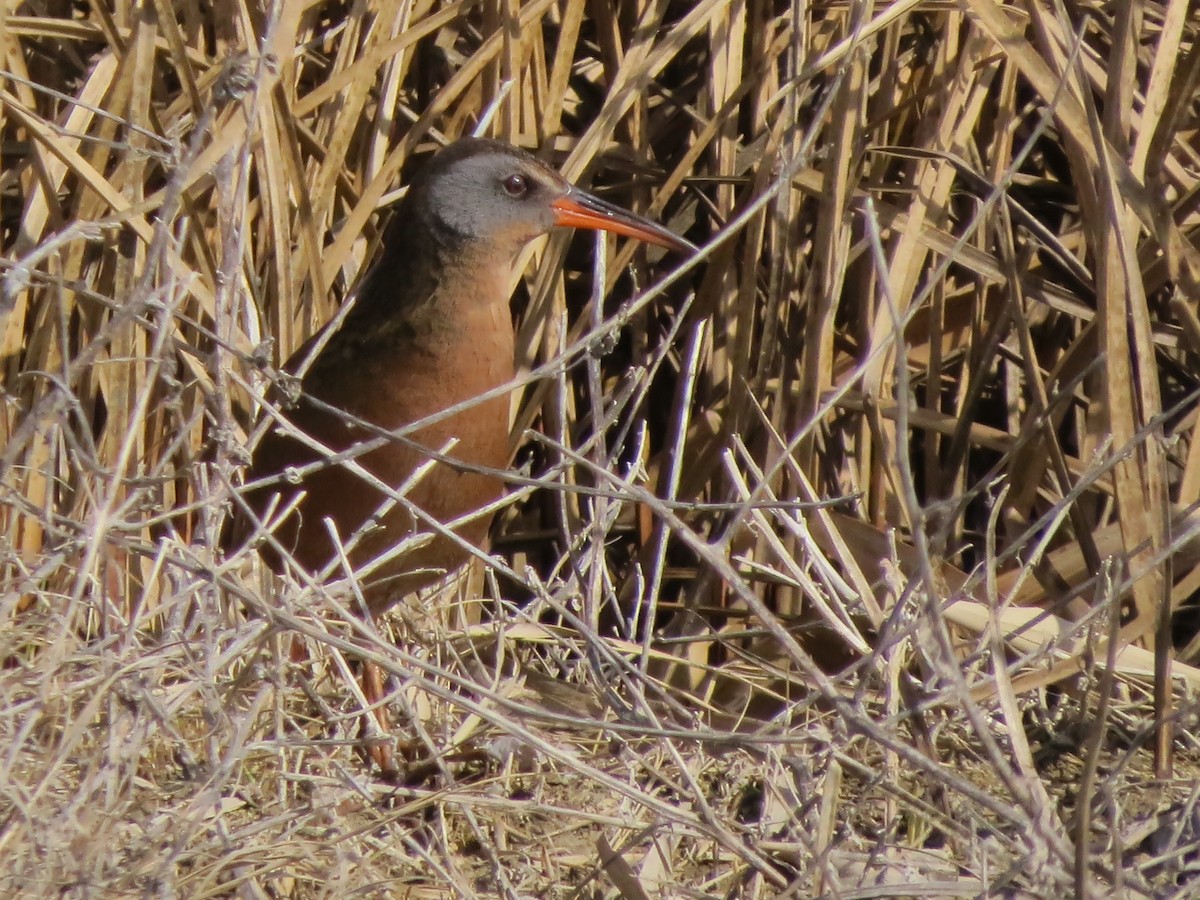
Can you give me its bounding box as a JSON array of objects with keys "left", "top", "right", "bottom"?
[{"left": 5, "top": 0, "right": 1200, "bottom": 897}]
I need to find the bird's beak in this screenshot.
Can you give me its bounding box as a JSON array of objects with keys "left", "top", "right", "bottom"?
[{"left": 551, "top": 188, "right": 694, "bottom": 253}]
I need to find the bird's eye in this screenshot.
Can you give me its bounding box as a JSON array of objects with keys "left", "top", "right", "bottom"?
[{"left": 501, "top": 173, "right": 529, "bottom": 197}]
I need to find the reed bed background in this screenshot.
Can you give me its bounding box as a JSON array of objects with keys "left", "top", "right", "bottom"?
[{"left": 4, "top": 0, "right": 1200, "bottom": 896}]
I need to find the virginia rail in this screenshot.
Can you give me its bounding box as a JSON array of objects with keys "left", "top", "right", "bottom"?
[{"left": 226, "top": 137, "right": 691, "bottom": 773}]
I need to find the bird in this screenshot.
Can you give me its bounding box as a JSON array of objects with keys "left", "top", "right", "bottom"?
[{"left": 224, "top": 137, "right": 692, "bottom": 775}]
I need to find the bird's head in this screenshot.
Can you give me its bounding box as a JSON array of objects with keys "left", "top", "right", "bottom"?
[{"left": 416, "top": 138, "right": 694, "bottom": 257}]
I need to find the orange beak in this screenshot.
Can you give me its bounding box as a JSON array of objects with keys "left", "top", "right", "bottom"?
[{"left": 551, "top": 188, "right": 694, "bottom": 253}]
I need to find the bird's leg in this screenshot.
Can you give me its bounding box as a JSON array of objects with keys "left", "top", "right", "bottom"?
[
  {"left": 360, "top": 660, "right": 400, "bottom": 779},
  {"left": 285, "top": 630, "right": 397, "bottom": 777}
]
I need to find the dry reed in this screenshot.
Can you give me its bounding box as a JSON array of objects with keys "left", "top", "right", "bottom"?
[{"left": 3, "top": 1, "right": 1200, "bottom": 896}]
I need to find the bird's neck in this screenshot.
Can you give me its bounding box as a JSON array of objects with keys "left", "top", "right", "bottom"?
[
  {"left": 348, "top": 240, "right": 513, "bottom": 344},
  {"left": 300, "top": 208, "right": 518, "bottom": 400}
]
